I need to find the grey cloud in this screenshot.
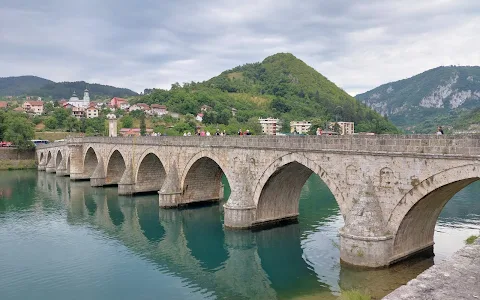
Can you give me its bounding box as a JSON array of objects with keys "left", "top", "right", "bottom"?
[{"left": 0, "top": 0, "right": 479, "bottom": 94}]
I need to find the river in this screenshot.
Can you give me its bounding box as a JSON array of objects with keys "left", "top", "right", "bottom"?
[{"left": 0, "top": 170, "right": 479, "bottom": 300}]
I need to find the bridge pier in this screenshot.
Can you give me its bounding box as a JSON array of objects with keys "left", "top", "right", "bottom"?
[
  {"left": 338, "top": 180, "right": 395, "bottom": 268},
  {"left": 223, "top": 177, "right": 256, "bottom": 229},
  {"left": 38, "top": 162, "right": 46, "bottom": 171},
  {"left": 45, "top": 160, "right": 56, "bottom": 173},
  {"left": 68, "top": 143, "right": 90, "bottom": 181},
  {"left": 56, "top": 167, "right": 68, "bottom": 176}
]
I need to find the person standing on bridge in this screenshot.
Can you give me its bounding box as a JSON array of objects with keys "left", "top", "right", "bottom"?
[{"left": 437, "top": 126, "right": 444, "bottom": 135}]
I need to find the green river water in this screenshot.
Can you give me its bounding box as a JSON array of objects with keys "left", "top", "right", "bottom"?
[{"left": 0, "top": 170, "right": 479, "bottom": 299}]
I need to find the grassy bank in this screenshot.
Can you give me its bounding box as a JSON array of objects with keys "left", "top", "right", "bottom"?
[{"left": 0, "top": 160, "right": 37, "bottom": 170}]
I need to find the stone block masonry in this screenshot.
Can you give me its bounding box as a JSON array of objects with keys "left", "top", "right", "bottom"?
[
  {"left": 383, "top": 238, "right": 480, "bottom": 300},
  {"left": 36, "top": 135, "right": 480, "bottom": 268}
]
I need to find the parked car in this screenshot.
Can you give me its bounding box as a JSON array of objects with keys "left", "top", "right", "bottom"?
[{"left": 0, "top": 141, "right": 12, "bottom": 147}]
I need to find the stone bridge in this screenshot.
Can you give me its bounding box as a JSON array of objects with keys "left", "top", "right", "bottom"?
[{"left": 36, "top": 135, "right": 480, "bottom": 268}]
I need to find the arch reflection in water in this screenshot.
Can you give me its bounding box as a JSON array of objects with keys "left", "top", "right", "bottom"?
[{"left": 10, "top": 171, "right": 480, "bottom": 300}]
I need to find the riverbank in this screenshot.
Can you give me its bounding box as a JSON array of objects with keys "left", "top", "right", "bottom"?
[
  {"left": 383, "top": 238, "right": 480, "bottom": 300},
  {"left": 0, "top": 159, "right": 36, "bottom": 170},
  {"left": 0, "top": 148, "right": 36, "bottom": 170}
]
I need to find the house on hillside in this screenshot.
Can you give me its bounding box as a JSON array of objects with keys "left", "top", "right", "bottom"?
[
  {"left": 86, "top": 104, "right": 99, "bottom": 118},
  {"left": 258, "top": 118, "right": 281, "bottom": 135},
  {"left": 23, "top": 101, "right": 44, "bottom": 115},
  {"left": 196, "top": 113, "right": 204, "bottom": 122},
  {"left": 72, "top": 106, "right": 85, "bottom": 118},
  {"left": 200, "top": 104, "right": 211, "bottom": 112},
  {"left": 150, "top": 104, "right": 167, "bottom": 116},
  {"left": 138, "top": 103, "right": 150, "bottom": 111},
  {"left": 110, "top": 97, "right": 129, "bottom": 109},
  {"left": 59, "top": 99, "right": 68, "bottom": 107},
  {"left": 13, "top": 107, "right": 25, "bottom": 113},
  {"left": 0, "top": 101, "right": 8, "bottom": 109},
  {"left": 231, "top": 107, "right": 237, "bottom": 116},
  {"left": 63, "top": 103, "right": 74, "bottom": 110},
  {"left": 129, "top": 104, "right": 141, "bottom": 112}
]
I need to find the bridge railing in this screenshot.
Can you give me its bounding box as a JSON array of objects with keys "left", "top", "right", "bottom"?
[
  {"left": 36, "top": 140, "right": 68, "bottom": 150},
  {"left": 52, "top": 134, "right": 480, "bottom": 157}
]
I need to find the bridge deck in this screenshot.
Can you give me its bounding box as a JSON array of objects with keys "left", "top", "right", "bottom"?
[{"left": 37, "top": 135, "right": 480, "bottom": 158}]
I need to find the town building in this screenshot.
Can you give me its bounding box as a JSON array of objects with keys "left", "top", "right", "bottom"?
[
  {"left": 150, "top": 104, "right": 168, "bottom": 116},
  {"left": 196, "top": 113, "right": 204, "bottom": 122},
  {"left": 22, "top": 100, "right": 44, "bottom": 115},
  {"left": 329, "top": 121, "right": 355, "bottom": 135},
  {"left": 72, "top": 106, "right": 85, "bottom": 118},
  {"left": 0, "top": 101, "right": 8, "bottom": 109},
  {"left": 68, "top": 89, "right": 90, "bottom": 108},
  {"left": 258, "top": 118, "right": 282, "bottom": 135},
  {"left": 110, "top": 97, "right": 129, "bottom": 109},
  {"left": 290, "top": 121, "right": 311, "bottom": 134},
  {"left": 86, "top": 104, "right": 99, "bottom": 118},
  {"left": 129, "top": 104, "right": 141, "bottom": 112}
]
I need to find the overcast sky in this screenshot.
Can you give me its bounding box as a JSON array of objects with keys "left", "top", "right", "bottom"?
[{"left": 1, "top": 0, "right": 479, "bottom": 95}]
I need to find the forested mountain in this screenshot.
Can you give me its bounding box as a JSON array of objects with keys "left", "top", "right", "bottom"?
[
  {"left": 0, "top": 76, "right": 138, "bottom": 99},
  {"left": 29, "top": 81, "right": 138, "bottom": 99},
  {"left": 356, "top": 66, "right": 480, "bottom": 133},
  {"left": 0, "top": 76, "right": 53, "bottom": 96},
  {"left": 139, "top": 53, "right": 398, "bottom": 133}
]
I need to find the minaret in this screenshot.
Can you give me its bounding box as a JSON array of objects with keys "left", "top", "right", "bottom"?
[{"left": 83, "top": 87, "right": 90, "bottom": 106}]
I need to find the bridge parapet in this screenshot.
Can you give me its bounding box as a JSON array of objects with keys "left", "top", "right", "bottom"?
[{"left": 58, "top": 134, "right": 480, "bottom": 157}]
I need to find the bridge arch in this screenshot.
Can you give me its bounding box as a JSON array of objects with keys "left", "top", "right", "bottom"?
[
  {"left": 83, "top": 147, "right": 99, "bottom": 178},
  {"left": 387, "top": 164, "right": 480, "bottom": 262},
  {"left": 135, "top": 149, "right": 167, "bottom": 193},
  {"left": 253, "top": 153, "right": 345, "bottom": 225},
  {"left": 105, "top": 149, "right": 126, "bottom": 185},
  {"left": 180, "top": 151, "right": 229, "bottom": 204},
  {"left": 39, "top": 152, "right": 44, "bottom": 164},
  {"left": 56, "top": 150, "right": 63, "bottom": 169}
]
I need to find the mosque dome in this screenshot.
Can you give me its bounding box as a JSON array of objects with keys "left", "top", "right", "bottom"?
[{"left": 69, "top": 91, "right": 80, "bottom": 101}]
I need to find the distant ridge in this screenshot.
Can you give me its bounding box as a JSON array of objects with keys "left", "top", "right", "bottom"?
[
  {"left": 0, "top": 76, "right": 138, "bottom": 99},
  {"left": 355, "top": 66, "right": 480, "bottom": 133}
]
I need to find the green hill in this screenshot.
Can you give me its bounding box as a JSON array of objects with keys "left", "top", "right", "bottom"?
[
  {"left": 0, "top": 76, "right": 138, "bottom": 99},
  {"left": 355, "top": 66, "right": 480, "bottom": 133},
  {"left": 0, "top": 76, "right": 53, "bottom": 96},
  {"left": 139, "top": 53, "right": 398, "bottom": 134}
]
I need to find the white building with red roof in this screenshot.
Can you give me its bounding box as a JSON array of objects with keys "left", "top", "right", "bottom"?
[{"left": 22, "top": 100, "right": 44, "bottom": 115}]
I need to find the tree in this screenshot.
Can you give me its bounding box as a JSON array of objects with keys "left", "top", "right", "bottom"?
[
  {"left": 53, "top": 107, "right": 70, "bottom": 126},
  {"left": 217, "top": 109, "right": 231, "bottom": 125},
  {"left": 3, "top": 116, "right": 35, "bottom": 150},
  {"left": 271, "top": 98, "right": 291, "bottom": 113},
  {"left": 130, "top": 109, "right": 144, "bottom": 119},
  {"left": 43, "top": 102, "right": 54, "bottom": 115},
  {"left": 203, "top": 111, "right": 217, "bottom": 124},
  {"left": 44, "top": 116, "right": 58, "bottom": 130},
  {"left": 121, "top": 115, "right": 133, "bottom": 128},
  {"left": 140, "top": 113, "right": 146, "bottom": 136},
  {"left": 64, "top": 116, "right": 80, "bottom": 132}
]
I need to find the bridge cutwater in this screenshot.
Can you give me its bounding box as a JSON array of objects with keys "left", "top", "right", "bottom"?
[{"left": 36, "top": 135, "right": 480, "bottom": 268}]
